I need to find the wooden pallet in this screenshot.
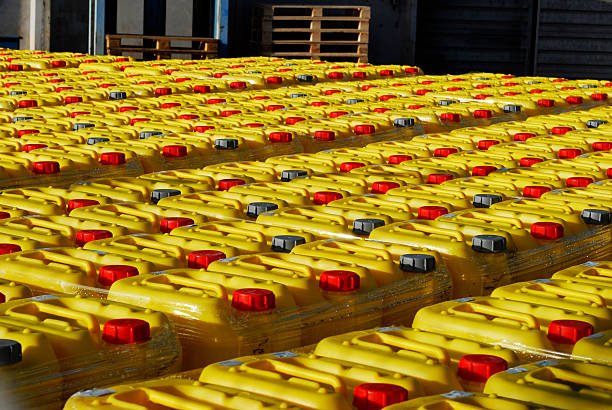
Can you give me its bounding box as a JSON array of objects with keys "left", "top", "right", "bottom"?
[
  {"left": 105, "top": 35, "right": 219, "bottom": 60},
  {"left": 251, "top": 5, "right": 370, "bottom": 63}
]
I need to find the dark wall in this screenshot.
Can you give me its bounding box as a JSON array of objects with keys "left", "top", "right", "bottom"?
[
  {"left": 228, "top": 0, "right": 414, "bottom": 64},
  {"left": 50, "top": 0, "right": 89, "bottom": 53}
]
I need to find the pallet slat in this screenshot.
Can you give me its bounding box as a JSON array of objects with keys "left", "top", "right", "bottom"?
[
  {"left": 105, "top": 34, "right": 219, "bottom": 60},
  {"left": 251, "top": 4, "right": 370, "bottom": 63}
]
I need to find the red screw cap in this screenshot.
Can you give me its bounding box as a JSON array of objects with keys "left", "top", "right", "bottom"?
[
  {"left": 340, "top": 162, "right": 365, "bottom": 172},
  {"left": 64, "top": 96, "right": 83, "bottom": 104},
  {"left": 428, "top": 173, "right": 454, "bottom": 184},
  {"left": 353, "top": 72, "right": 367, "bottom": 79},
  {"left": 32, "top": 161, "right": 60, "bottom": 175},
  {"left": 18, "top": 100, "right": 38, "bottom": 108},
  {"left": 475, "top": 84, "right": 491, "bottom": 89},
  {"left": 329, "top": 111, "right": 348, "bottom": 118},
  {"left": 566, "top": 96, "right": 584, "bottom": 104},
  {"left": 551, "top": 126, "right": 573, "bottom": 135},
  {"left": 313, "top": 191, "right": 343, "bottom": 205},
  {"left": 379, "top": 94, "right": 397, "bottom": 101},
  {"left": 446, "top": 87, "right": 463, "bottom": 91},
  {"left": 269, "top": 132, "right": 292, "bottom": 143},
  {"left": 361, "top": 85, "right": 376, "bottom": 90},
  {"left": 371, "top": 181, "right": 400, "bottom": 194},
  {"left": 103, "top": 318, "right": 151, "bottom": 344},
  {"left": 100, "top": 152, "right": 126, "bottom": 165},
  {"left": 472, "top": 165, "right": 497, "bottom": 176},
  {"left": 593, "top": 142, "right": 612, "bottom": 151},
  {"left": 130, "top": 118, "right": 150, "bottom": 125},
  {"left": 537, "top": 99, "right": 555, "bottom": 107},
  {"left": 388, "top": 155, "right": 412, "bottom": 164},
  {"left": 218, "top": 178, "right": 245, "bottom": 191},
  {"left": 67, "top": 199, "right": 99, "bottom": 214},
  {"left": 244, "top": 123, "right": 264, "bottom": 128},
  {"left": 504, "top": 91, "right": 521, "bottom": 96},
  {"left": 162, "top": 102, "right": 180, "bottom": 109},
  {"left": 99, "top": 265, "right": 139, "bottom": 286},
  {"left": 267, "top": 105, "right": 285, "bottom": 112},
  {"left": 285, "top": 116, "right": 305, "bottom": 125},
  {"left": 354, "top": 124, "right": 376, "bottom": 135},
  {"left": 221, "top": 110, "right": 241, "bottom": 117},
  {"left": 232, "top": 288, "right": 276, "bottom": 311},
  {"left": 314, "top": 130, "right": 335, "bottom": 141},
  {"left": 327, "top": 72, "right": 344, "bottom": 80},
  {"left": 547, "top": 320, "right": 593, "bottom": 344},
  {"left": 319, "top": 270, "right": 360, "bottom": 292},
  {"left": 0, "top": 212, "right": 10, "bottom": 220},
  {"left": 353, "top": 383, "right": 408, "bottom": 410},
  {"left": 408, "top": 104, "right": 425, "bottom": 109},
  {"left": 418, "top": 206, "right": 448, "bottom": 220},
  {"left": 17, "top": 129, "right": 39, "bottom": 137},
  {"left": 474, "top": 94, "right": 492, "bottom": 100},
  {"left": 591, "top": 93, "right": 608, "bottom": 101},
  {"left": 119, "top": 106, "right": 138, "bottom": 112},
  {"left": 440, "top": 113, "right": 461, "bottom": 122},
  {"left": 405, "top": 67, "right": 419, "bottom": 73},
  {"left": 154, "top": 87, "right": 172, "bottom": 96},
  {"left": 434, "top": 147, "right": 458, "bottom": 157},
  {"left": 558, "top": 148, "right": 582, "bottom": 159},
  {"left": 213, "top": 72, "right": 227, "bottom": 78},
  {"left": 188, "top": 250, "right": 226, "bottom": 269},
  {"left": 561, "top": 86, "right": 576, "bottom": 90},
  {"left": 324, "top": 89, "right": 341, "bottom": 95},
  {"left": 179, "top": 114, "right": 199, "bottom": 120},
  {"left": 373, "top": 108, "right": 389, "bottom": 113},
  {"left": 193, "top": 85, "right": 210, "bottom": 93},
  {"left": 76, "top": 229, "right": 112, "bottom": 247},
  {"left": 0, "top": 244, "right": 21, "bottom": 255},
  {"left": 478, "top": 140, "right": 499, "bottom": 150},
  {"left": 162, "top": 145, "right": 188, "bottom": 158},
  {"left": 504, "top": 82, "right": 519, "bottom": 86},
  {"left": 531, "top": 221, "right": 564, "bottom": 240},
  {"left": 458, "top": 355, "right": 508, "bottom": 383},
  {"left": 207, "top": 98, "right": 226, "bottom": 104},
  {"left": 530, "top": 89, "right": 545, "bottom": 94},
  {"left": 229, "top": 81, "right": 247, "bottom": 89},
  {"left": 311, "top": 101, "right": 329, "bottom": 107},
  {"left": 566, "top": 177, "right": 593, "bottom": 188},
  {"left": 514, "top": 132, "right": 536, "bottom": 141},
  {"left": 474, "top": 109, "right": 492, "bottom": 119},
  {"left": 22, "top": 144, "right": 47, "bottom": 153},
  {"left": 194, "top": 125, "right": 215, "bottom": 132},
  {"left": 266, "top": 76, "right": 283, "bottom": 84},
  {"left": 520, "top": 157, "right": 544, "bottom": 167},
  {"left": 523, "top": 185, "right": 551, "bottom": 198},
  {"left": 379, "top": 69, "right": 393, "bottom": 76},
  {"left": 160, "top": 217, "right": 194, "bottom": 233}
]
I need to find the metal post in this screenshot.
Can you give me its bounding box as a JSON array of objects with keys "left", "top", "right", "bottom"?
[
  {"left": 214, "top": 0, "right": 229, "bottom": 56},
  {"left": 88, "top": 0, "right": 106, "bottom": 55}
]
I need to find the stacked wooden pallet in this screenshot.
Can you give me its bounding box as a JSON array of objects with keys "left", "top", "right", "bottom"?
[
  {"left": 251, "top": 5, "right": 370, "bottom": 62},
  {"left": 105, "top": 35, "right": 219, "bottom": 60}
]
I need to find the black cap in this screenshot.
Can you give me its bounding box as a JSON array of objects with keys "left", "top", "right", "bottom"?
[
  {"left": 0, "top": 339, "right": 22, "bottom": 366},
  {"left": 271, "top": 235, "right": 306, "bottom": 253},
  {"left": 12, "top": 116, "right": 33, "bottom": 122},
  {"left": 346, "top": 98, "right": 364, "bottom": 104},
  {"left": 581, "top": 209, "right": 611, "bottom": 225},
  {"left": 352, "top": 218, "right": 385, "bottom": 235},
  {"left": 109, "top": 91, "right": 127, "bottom": 100},
  {"left": 151, "top": 188, "right": 182, "bottom": 204},
  {"left": 587, "top": 120, "right": 607, "bottom": 128},
  {"left": 87, "top": 137, "right": 110, "bottom": 145},
  {"left": 73, "top": 123, "right": 95, "bottom": 131},
  {"left": 438, "top": 99, "right": 456, "bottom": 106},
  {"left": 247, "top": 70, "right": 262, "bottom": 74},
  {"left": 394, "top": 118, "right": 415, "bottom": 127},
  {"left": 214, "top": 138, "right": 239, "bottom": 150},
  {"left": 472, "top": 235, "right": 507, "bottom": 253},
  {"left": 247, "top": 202, "right": 279, "bottom": 218},
  {"left": 139, "top": 130, "right": 164, "bottom": 139},
  {"left": 290, "top": 93, "right": 308, "bottom": 98},
  {"left": 297, "top": 74, "right": 313, "bottom": 82},
  {"left": 9, "top": 90, "right": 27, "bottom": 96},
  {"left": 526, "top": 81, "right": 541, "bottom": 85},
  {"left": 473, "top": 194, "right": 503, "bottom": 208},
  {"left": 503, "top": 105, "right": 521, "bottom": 113},
  {"left": 582, "top": 84, "right": 597, "bottom": 88},
  {"left": 400, "top": 254, "right": 436, "bottom": 273},
  {"left": 281, "top": 169, "right": 308, "bottom": 182}
]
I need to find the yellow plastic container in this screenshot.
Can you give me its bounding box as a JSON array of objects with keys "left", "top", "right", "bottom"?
[
  {"left": 108, "top": 270, "right": 301, "bottom": 369},
  {"left": 156, "top": 192, "right": 247, "bottom": 220},
  {"left": 551, "top": 261, "right": 612, "bottom": 290},
  {"left": 200, "top": 352, "right": 423, "bottom": 409},
  {"left": 572, "top": 329, "right": 612, "bottom": 366},
  {"left": 287, "top": 174, "right": 369, "bottom": 196},
  {"left": 383, "top": 391, "right": 553, "bottom": 410},
  {"left": 412, "top": 296, "right": 606, "bottom": 359},
  {"left": 63, "top": 379, "right": 303, "bottom": 410},
  {"left": 0, "top": 295, "right": 181, "bottom": 400},
  {"left": 256, "top": 207, "right": 358, "bottom": 239},
  {"left": 483, "top": 359, "right": 612, "bottom": 409},
  {"left": 0, "top": 279, "right": 31, "bottom": 303},
  {"left": 84, "top": 233, "right": 238, "bottom": 271},
  {"left": 314, "top": 328, "right": 463, "bottom": 395}
]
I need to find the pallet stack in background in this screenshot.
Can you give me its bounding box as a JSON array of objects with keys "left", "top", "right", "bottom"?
[{"left": 0, "top": 48, "right": 611, "bottom": 409}]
